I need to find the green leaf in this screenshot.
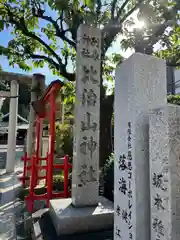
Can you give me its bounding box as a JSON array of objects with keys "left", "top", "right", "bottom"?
[
  {"left": 83, "top": 0, "right": 95, "bottom": 9},
  {"left": 33, "top": 60, "right": 44, "bottom": 68}
]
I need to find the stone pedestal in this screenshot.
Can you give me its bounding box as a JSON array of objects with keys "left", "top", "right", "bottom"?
[
  {"left": 114, "top": 53, "right": 167, "bottom": 240},
  {"left": 149, "top": 105, "right": 180, "bottom": 240},
  {"left": 49, "top": 197, "right": 113, "bottom": 235},
  {"left": 72, "top": 24, "right": 101, "bottom": 207}
]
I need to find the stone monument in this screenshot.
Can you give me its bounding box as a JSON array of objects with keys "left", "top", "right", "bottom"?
[
  {"left": 114, "top": 53, "right": 167, "bottom": 240},
  {"left": 71, "top": 24, "right": 101, "bottom": 206},
  {"left": 49, "top": 24, "right": 113, "bottom": 236},
  {"left": 149, "top": 105, "right": 180, "bottom": 240}
]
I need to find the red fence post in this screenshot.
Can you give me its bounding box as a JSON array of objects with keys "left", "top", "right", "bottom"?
[
  {"left": 45, "top": 152, "right": 49, "bottom": 186},
  {"left": 64, "top": 155, "right": 69, "bottom": 198}
]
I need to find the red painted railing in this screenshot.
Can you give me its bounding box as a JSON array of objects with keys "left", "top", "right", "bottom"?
[
  {"left": 18, "top": 80, "right": 70, "bottom": 212},
  {"left": 19, "top": 153, "right": 72, "bottom": 212},
  {"left": 19, "top": 152, "right": 30, "bottom": 186}
]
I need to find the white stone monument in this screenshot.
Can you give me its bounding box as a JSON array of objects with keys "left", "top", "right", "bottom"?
[
  {"left": 49, "top": 24, "right": 113, "bottom": 236},
  {"left": 150, "top": 105, "right": 180, "bottom": 240},
  {"left": 114, "top": 53, "right": 167, "bottom": 240}
]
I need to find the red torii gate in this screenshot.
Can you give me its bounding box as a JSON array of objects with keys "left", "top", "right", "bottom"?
[{"left": 20, "top": 80, "right": 72, "bottom": 212}]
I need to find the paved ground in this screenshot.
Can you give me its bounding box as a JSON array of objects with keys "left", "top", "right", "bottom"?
[
  {"left": 0, "top": 145, "right": 24, "bottom": 169},
  {"left": 0, "top": 168, "right": 28, "bottom": 240},
  {"left": 0, "top": 145, "right": 30, "bottom": 239}
]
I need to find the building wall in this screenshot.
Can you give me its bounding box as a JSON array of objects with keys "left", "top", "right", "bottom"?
[{"left": 175, "top": 69, "right": 180, "bottom": 94}]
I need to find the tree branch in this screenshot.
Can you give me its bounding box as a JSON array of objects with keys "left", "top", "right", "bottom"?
[
  {"left": 111, "top": 0, "right": 118, "bottom": 19},
  {"left": 5, "top": 6, "right": 63, "bottom": 64},
  {"left": 24, "top": 29, "right": 62, "bottom": 63},
  {"left": 116, "top": 0, "right": 130, "bottom": 20},
  {"left": 119, "top": 0, "right": 144, "bottom": 24},
  {"left": 31, "top": 54, "right": 75, "bottom": 81},
  {"left": 143, "top": 1, "right": 180, "bottom": 54},
  {"left": 3, "top": 4, "right": 75, "bottom": 81},
  {"left": 4, "top": 4, "right": 77, "bottom": 80},
  {"left": 145, "top": 21, "right": 174, "bottom": 54},
  {"left": 32, "top": 8, "right": 76, "bottom": 49},
  {"left": 59, "top": 10, "right": 64, "bottom": 31},
  {"left": 96, "top": 0, "right": 102, "bottom": 18},
  {"left": 103, "top": 0, "right": 144, "bottom": 53},
  {"left": 31, "top": 54, "right": 61, "bottom": 69}
]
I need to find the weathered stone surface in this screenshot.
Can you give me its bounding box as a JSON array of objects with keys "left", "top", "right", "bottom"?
[
  {"left": 114, "top": 53, "right": 167, "bottom": 240},
  {"left": 49, "top": 196, "right": 113, "bottom": 235},
  {"left": 72, "top": 24, "right": 101, "bottom": 207},
  {"left": 150, "top": 105, "right": 180, "bottom": 240},
  {"left": 0, "top": 152, "right": 6, "bottom": 169},
  {"left": 0, "top": 172, "right": 22, "bottom": 205},
  {"left": 0, "top": 171, "right": 23, "bottom": 240}
]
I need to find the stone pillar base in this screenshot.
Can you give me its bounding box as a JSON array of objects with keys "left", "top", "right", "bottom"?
[{"left": 49, "top": 196, "right": 114, "bottom": 236}]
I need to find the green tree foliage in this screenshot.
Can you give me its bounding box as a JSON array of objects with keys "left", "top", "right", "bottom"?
[
  {"left": 0, "top": 0, "right": 179, "bottom": 165},
  {"left": 55, "top": 122, "right": 73, "bottom": 157},
  {"left": 59, "top": 82, "right": 76, "bottom": 120},
  {"left": 156, "top": 25, "right": 180, "bottom": 67},
  {"left": 168, "top": 94, "right": 180, "bottom": 105},
  {"left": 0, "top": 0, "right": 178, "bottom": 73}
]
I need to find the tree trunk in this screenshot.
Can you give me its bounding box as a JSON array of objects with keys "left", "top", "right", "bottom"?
[{"left": 99, "top": 94, "right": 114, "bottom": 167}]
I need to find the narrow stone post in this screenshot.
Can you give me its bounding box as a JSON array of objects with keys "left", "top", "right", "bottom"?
[
  {"left": 6, "top": 80, "right": 19, "bottom": 173},
  {"left": 26, "top": 73, "right": 45, "bottom": 157},
  {"left": 72, "top": 24, "right": 101, "bottom": 207},
  {"left": 114, "top": 53, "right": 167, "bottom": 240}
]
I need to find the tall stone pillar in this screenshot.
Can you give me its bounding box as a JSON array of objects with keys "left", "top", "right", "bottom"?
[
  {"left": 49, "top": 24, "right": 113, "bottom": 236},
  {"left": 6, "top": 80, "right": 19, "bottom": 173},
  {"left": 72, "top": 24, "right": 101, "bottom": 207},
  {"left": 114, "top": 53, "right": 167, "bottom": 240}
]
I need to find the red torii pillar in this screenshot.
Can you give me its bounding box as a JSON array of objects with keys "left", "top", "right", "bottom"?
[{"left": 32, "top": 80, "right": 64, "bottom": 200}]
